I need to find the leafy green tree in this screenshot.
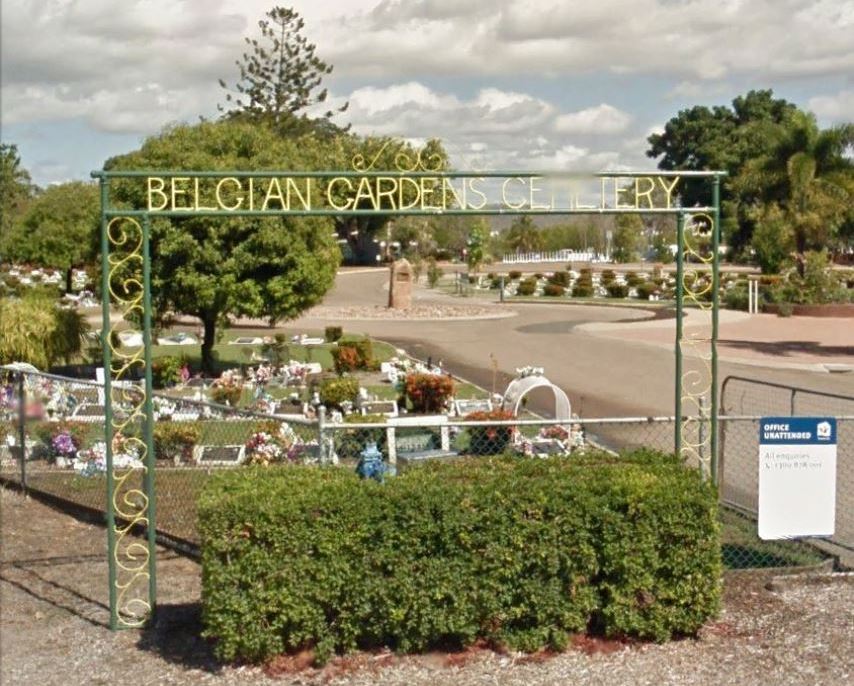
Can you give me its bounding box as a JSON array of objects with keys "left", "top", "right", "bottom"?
[
  {"left": 218, "top": 6, "right": 347, "bottom": 136},
  {"left": 647, "top": 90, "right": 800, "bottom": 255},
  {"left": 0, "top": 293, "right": 89, "bottom": 368},
  {"left": 0, "top": 143, "right": 38, "bottom": 253},
  {"left": 611, "top": 214, "right": 642, "bottom": 263},
  {"left": 466, "top": 218, "right": 489, "bottom": 273},
  {"left": 749, "top": 204, "right": 793, "bottom": 274},
  {"left": 503, "top": 216, "right": 544, "bottom": 254},
  {"left": 733, "top": 112, "right": 854, "bottom": 267},
  {"left": 106, "top": 121, "right": 341, "bottom": 372},
  {"left": 5, "top": 181, "right": 99, "bottom": 291}
]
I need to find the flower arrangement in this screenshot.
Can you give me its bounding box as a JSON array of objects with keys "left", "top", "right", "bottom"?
[
  {"left": 51, "top": 430, "right": 79, "bottom": 463},
  {"left": 464, "top": 408, "right": 516, "bottom": 455},
  {"left": 244, "top": 422, "right": 300, "bottom": 467},
  {"left": 210, "top": 370, "right": 243, "bottom": 406},
  {"left": 404, "top": 372, "right": 455, "bottom": 414}
]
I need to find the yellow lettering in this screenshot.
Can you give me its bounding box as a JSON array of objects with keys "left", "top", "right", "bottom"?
[
  {"left": 374, "top": 176, "right": 398, "bottom": 209},
  {"left": 442, "top": 177, "right": 465, "bottom": 209},
  {"left": 572, "top": 180, "right": 597, "bottom": 210},
  {"left": 353, "top": 176, "right": 378, "bottom": 209},
  {"left": 171, "top": 177, "right": 191, "bottom": 211},
  {"left": 614, "top": 181, "right": 633, "bottom": 209},
  {"left": 397, "top": 177, "right": 420, "bottom": 210},
  {"left": 286, "top": 177, "right": 311, "bottom": 211},
  {"left": 147, "top": 177, "right": 168, "bottom": 211},
  {"left": 215, "top": 177, "right": 244, "bottom": 211},
  {"left": 326, "top": 177, "right": 354, "bottom": 211},
  {"left": 467, "top": 178, "right": 487, "bottom": 210},
  {"left": 420, "top": 177, "right": 441, "bottom": 210},
  {"left": 262, "top": 178, "right": 286, "bottom": 211},
  {"left": 502, "top": 177, "right": 527, "bottom": 210},
  {"left": 634, "top": 177, "right": 655, "bottom": 209},
  {"left": 193, "top": 177, "right": 217, "bottom": 211},
  {"left": 248, "top": 177, "right": 254, "bottom": 211},
  {"left": 657, "top": 176, "right": 680, "bottom": 208},
  {"left": 529, "top": 176, "right": 551, "bottom": 210}
]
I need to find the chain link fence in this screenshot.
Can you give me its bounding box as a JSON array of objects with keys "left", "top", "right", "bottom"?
[{"left": 0, "top": 369, "right": 846, "bottom": 569}]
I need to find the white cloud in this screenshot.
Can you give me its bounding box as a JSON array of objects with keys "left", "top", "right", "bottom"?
[
  {"left": 808, "top": 90, "right": 854, "bottom": 124},
  {"left": 554, "top": 104, "right": 632, "bottom": 135}
]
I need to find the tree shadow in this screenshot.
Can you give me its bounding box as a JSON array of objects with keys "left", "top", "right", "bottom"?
[
  {"left": 136, "top": 602, "right": 222, "bottom": 673},
  {"left": 718, "top": 339, "right": 854, "bottom": 358}
]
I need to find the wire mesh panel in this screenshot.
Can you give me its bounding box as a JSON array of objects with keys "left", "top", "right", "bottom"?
[{"left": 1, "top": 369, "right": 841, "bottom": 569}]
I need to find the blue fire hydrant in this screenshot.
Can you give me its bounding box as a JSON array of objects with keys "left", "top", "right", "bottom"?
[{"left": 356, "top": 441, "right": 394, "bottom": 483}]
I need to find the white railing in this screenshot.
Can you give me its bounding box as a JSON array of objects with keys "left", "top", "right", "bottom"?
[{"left": 502, "top": 250, "right": 607, "bottom": 264}]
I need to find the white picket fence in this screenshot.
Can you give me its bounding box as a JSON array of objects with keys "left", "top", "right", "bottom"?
[{"left": 501, "top": 250, "right": 608, "bottom": 264}]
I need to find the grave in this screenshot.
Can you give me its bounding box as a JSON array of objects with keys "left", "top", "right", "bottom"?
[
  {"left": 360, "top": 400, "right": 399, "bottom": 417},
  {"left": 388, "top": 258, "right": 412, "bottom": 309},
  {"left": 72, "top": 403, "right": 107, "bottom": 422},
  {"left": 454, "top": 398, "right": 493, "bottom": 417},
  {"left": 386, "top": 414, "right": 454, "bottom": 464},
  {"left": 192, "top": 444, "right": 246, "bottom": 466}
]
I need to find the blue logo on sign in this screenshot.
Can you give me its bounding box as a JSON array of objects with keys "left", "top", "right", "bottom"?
[{"left": 760, "top": 417, "right": 836, "bottom": 445}]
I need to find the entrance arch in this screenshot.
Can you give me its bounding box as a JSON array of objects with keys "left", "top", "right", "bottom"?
[{"left": 93, "top": 158, "right": 724, "bottom": 628}]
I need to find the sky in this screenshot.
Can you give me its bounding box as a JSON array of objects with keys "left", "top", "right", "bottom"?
[{"left": 2, "top": 0, "right": 853, "bottom": 187}]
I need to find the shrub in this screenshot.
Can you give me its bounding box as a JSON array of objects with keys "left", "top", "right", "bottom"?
[
  {"left": 635, "top": 282, "right": 659, "bottom": 300},
  {"left": 508, "top": 270, "right": 522, "bottom": 280},
  {"left": 548, "top": 271, "right": 570, "bottom": 287},
  {"left": 571, "top": 276, "right": 594, "bottom": 297},
  {"left": 153, "top": 422, "right": 200, "bottom": 463},
  {"left": 426, "top": 259, "right": 443, "bottom": 288},
  {"left": 332, "top": 339, "right": 374, "bottom": 374},
  {"left": 464, "top": 408, "right": 515, "bottom": 454},
  {"left": 605, "top": 282, "right": 628, "bottom": 298},
  {"left": 199, "top": 450, "right": 721, "bottom": 663},
  {"left": 625, "top": 271, "right": 643, "bottom": 287},
  {"left": 534, "top": 272, "right": 544, "bottom": 279},
  {"left": 600, "top": 269, "right": 616, "bottom": 285},
  {"left": 324, "top": 326, "right": 343, "bottom": 343},
  {"left": 404, "top": 372, "right": 455, "bottom": 414},
  {"left": 320, "top": 377, "right": 360, "bottom": 409},
  {"left": 516, "top": 279, "right": 537, "bottom": 296},
  {"left": 543, "top": 283, "right": 565, "bottom": 297},
  {"left": 152, "top": 356, "right": 184, "bottom": 389},
  {"left": 724, "top": 285, "right": 749, "bottom": 311}
]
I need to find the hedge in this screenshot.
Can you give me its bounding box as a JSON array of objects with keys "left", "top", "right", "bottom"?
[{"left": 199, "top": 450, "right": 721, "bottom": 665}]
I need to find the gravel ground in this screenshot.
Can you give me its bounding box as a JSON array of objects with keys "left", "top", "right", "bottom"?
[{"left": 2, "top": 486, "right": 853, "bottom": 686}]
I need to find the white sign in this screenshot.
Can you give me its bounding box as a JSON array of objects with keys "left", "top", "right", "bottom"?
[{"left": 758, "top": 417, "right": 837, "bottom": 540}]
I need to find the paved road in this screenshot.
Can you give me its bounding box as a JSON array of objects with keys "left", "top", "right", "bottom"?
[{"left": 291, "top": 269, "right": 854, "bottom": 419}]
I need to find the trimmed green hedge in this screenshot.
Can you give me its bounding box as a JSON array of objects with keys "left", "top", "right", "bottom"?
[{"left": 199, "top": 450, "right": 720, "bottom": 664}]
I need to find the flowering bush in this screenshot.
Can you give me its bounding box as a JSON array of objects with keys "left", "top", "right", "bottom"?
[
  {"left": 210, "top": 370, "right": 243, "bottom": 406},
  {"left": 404, "top": 372, "right": 455, "bottom": 414},
  {"left": 244, "top": 422, "right": 300, "bottom": 467},
  {"left": 464, "top": 408, "right": 516, "bottom": 455}
]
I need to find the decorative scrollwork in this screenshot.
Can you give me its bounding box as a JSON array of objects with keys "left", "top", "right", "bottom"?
[
  {"left": 351, "top": 140, "right": 444, "bottom": 173},
  {"left": 679, "top": 212, "right": 716, "bottom": 474},
  {"left": 105, "top": 216, "right": 151, "bottom": 627}
]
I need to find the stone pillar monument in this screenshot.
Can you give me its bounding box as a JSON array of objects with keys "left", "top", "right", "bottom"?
[{"left": 388, "top": 258, "right": 413, "bottom": 309}]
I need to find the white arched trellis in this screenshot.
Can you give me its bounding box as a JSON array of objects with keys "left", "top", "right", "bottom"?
[{"left": 501, "top": 373, "right": 571, "bottom": 421}]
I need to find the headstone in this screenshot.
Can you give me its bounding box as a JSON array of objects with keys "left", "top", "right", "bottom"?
[
  {"left": 454, "top": 398, "right": 493, "bottom": 416},
  {"left": 361, "top": 400, "right": 399, "bottom": 417},
  {"left": 388, "top": 258, "right": 413, "bottom": 309},
  {"left": 193, "top": 444, "right": 246, "bottom": 466}
]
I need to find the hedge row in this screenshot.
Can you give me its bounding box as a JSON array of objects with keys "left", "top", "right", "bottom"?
[{"left": 199, "top": 450, "right": 721, "bottom": 664}]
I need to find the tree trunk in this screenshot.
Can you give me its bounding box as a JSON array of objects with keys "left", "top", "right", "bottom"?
[
  {"left": 201, "top": 316, "right": 217, "bottom": 375},
  {"left": 65, "top": 266, "right": 73, "bottom": 294}
]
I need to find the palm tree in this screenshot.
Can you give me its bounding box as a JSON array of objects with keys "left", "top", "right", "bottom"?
[{"left": 735, "top": 113, "right": 854, "bottom": 270}]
